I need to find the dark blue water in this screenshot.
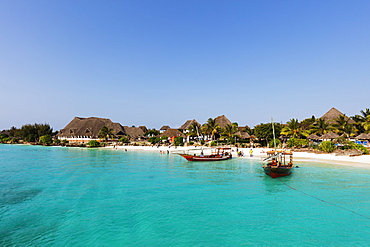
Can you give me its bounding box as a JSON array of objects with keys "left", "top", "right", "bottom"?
[{"left": 1, "top": 144, "right": 369, "bottom": 246}]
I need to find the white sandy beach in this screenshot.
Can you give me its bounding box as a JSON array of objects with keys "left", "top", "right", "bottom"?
[{"left": 106, "top": 145, "right": 370, "bottom": 168}]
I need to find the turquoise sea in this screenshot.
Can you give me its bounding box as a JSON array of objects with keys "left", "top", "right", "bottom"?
[{"left": 1, "top": 144, "right": 370, "bottom": 246}]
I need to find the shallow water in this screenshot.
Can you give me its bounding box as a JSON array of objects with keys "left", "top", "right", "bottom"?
[{"left": 1, "top": 144, "right": 369, "bottom": 246}]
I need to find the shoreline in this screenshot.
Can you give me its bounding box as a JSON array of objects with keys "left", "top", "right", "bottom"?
[{"left": 105, "top": 145, "right": 370, "bottom": 168}]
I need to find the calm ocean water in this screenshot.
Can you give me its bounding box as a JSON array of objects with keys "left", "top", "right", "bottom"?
[{"left": 1, "top": 144, "right": 369, "bottom": 246}]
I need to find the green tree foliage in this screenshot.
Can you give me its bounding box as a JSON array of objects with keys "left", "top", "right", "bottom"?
[
  {"left": 0, "top": 137, "right": 11, "bottom": 143},
  {"left": 254, "top": 122, "right": 282, "bottom": 147},
  {"left": 319, "top": 141, "right": 336, "bottom": 153},
  {"left": 269, "top": 139, "right": 281, "bottom": 148},
  {"left": 144, "top": 129, "right": 160, "bottom": 137},
  {"left": 98, "top": 126, "right": 115, "bottom": 142},
  {"left": 210, "top": 141, "right": 217, "bottom": 146},
  {"left": 148, "top": 136, "right": 160, "bottom": 144},
  {"left": 310, "top": 119, "right": 333, "bottom": 135},
  {"left": 348, "top": 143, "right": 369, "bottom": 154},
  {"left": 174, "top": 136, "right": 184, "bottom": 146},
  {"left": 221, "top": 123, "right": 238, "bottom": 144},
  {"left": 119, "top": 136, "right": 129, "bottom": 142},
  {"left": 300, "top": 116, "right": 316, "bottom": 130},
  {"left": 360, "top": 115, "right": 370, "bottom": 133},
  {"left": 333, "top": 115, "right": 356, "bottom": 138},
  {"left": 286, "top": 138, "right": 309, "bottom": 148},
  {"left": 187, "top": 122, "right": 202, "bottom": 139},
  {"left": 87, "top": 140, "right": 101, "bottom": 147},
  {"left": 39, "top": 135, "right": 52, "bottom": 145},
  {"left": 15, "top": 123, "right": 53, "bottom": 142},
  {"left": 160, "top": 136, "right": 168, "bottom": 142},
  {"left": 352, "top": 109, "right": 370, "bottom": 133},
  {"left": 202, "top": 118, "right": 221, "bottom": 140},
  {"left": 281, "top": 119, "right": 308, "bottom": 138}
]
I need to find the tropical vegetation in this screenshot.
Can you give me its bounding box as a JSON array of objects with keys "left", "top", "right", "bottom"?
[{"left": 1, "top": 108, "right": 370, "bottom": 154}]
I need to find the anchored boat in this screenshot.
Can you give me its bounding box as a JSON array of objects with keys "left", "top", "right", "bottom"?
[
  {"left": 262, "top": 118, "right": 294, "bottom": 178},
  {"left": 262, "top": 150, "right": 294, "bottom": 178},
  {"left": 179, "top": 147, "right": 232, "bottom": 161}
]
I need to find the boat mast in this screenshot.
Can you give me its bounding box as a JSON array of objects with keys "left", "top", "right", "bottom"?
[{"left": 271, "top": 118, "right": 277, "bottom": 153}]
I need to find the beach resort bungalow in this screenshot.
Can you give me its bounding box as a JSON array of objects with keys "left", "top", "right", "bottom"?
[
  {"left": 179, "top": 119, "right": 201, "bottom": 142},
  {"left": 179, "top": 119, "right": 200, "bottom": 132},
  {"left": 57, "top": 117, "right": 126, "bottom": 143},
  {"left": 139, "top": 126, "right": 148, "bottom": 133},
  {"left": 160, "top": 125, "right": 170, "bottom": 133},
  {"left": 214, "top": 115, "right": 232, "bottom": 128},
  {"left": 122, "top": 126, "right": 145, "bottom": 141},
  {"left": 319, "top": 107, "right": 355, "bottom": 124},
  {"left": 159, "top": 128, "right": 185, "bottom": 144}
]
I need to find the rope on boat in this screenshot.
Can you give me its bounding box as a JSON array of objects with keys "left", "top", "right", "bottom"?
[{"left": 277, "top": 177, "right": 370, "bottom": 220}]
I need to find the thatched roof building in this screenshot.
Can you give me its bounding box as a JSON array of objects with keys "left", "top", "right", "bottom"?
[
  {"left": 139, "top": 126, "right": 148, "bottom": 133},
  {"left": 57, "top": 117, "right": 125, "bottom": 142},
  {"left": 159, "top": 129, "right": 185, "bottom": 138},
  {"left": 214, "top": 115, "right": 232, "bottom": 128},
  {"left": 235, "top": 131, "right": 251, "bottom": 139},
  {"left": 179, "top": 119, "right": 200, "bottom": 130},
  {"left": 160, "top": 125, "right": 170, "bottom": 132},
  {"left": 320, "top": 107, "right": 355, "bottom": 124},
  {"left": 122, "top": 126, "right": 145, "bottom": 140}
]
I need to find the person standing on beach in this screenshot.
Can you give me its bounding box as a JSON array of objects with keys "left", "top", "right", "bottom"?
[{"left": 249, "top": 149, "right": 253, "bottom": 157}]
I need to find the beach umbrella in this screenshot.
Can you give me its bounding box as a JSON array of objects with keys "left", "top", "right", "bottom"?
[
  {"left": 320, "top": 132, "right": 339, "bottom": 140},
  {"left": 355, "top": 133, "right": 370, "bottom": 140},
  {"left": 307, "top": 134, "right": 320, "bottom": 140}
]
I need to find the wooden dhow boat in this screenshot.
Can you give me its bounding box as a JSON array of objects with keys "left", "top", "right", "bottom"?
[
  {"left": 262, "top": 118, "right": 294, "bottom": 178},
  {"left": 262, "top": 150, "right": 294, "bottom": 178},
  {"left": 179, "top": 147, "right": 232, "bottom": 161}
]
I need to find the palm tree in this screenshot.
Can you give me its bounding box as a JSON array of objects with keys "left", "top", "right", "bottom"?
[
  {"left": 98, "top": 126, "right": 115, "bottom": 142},
  {"left": 221, "top": 123, "right": 238, "bottom": 143},
  {"left": 361, "top": 115, "right": 370, "bottom": 133},
  {"left": 187, "top": 122, "right": 202, "bottom": 141},
  {"left": 201, "top": 118, "right": 220, "bottom": 141},
  {"left": 281, "top": 119, "right": 308, "bottom": 138},
  {"left": 353, "top": 108, "right": 370, "bottom": 134},
  {"left": 310, "top": 119, "right": 333, "bottom": 135},
  {"left": 333, "top": 115, "right": 356, "bottom": 138}
]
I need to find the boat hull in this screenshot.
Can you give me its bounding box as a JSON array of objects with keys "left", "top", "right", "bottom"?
[
  {"left": 263, "top": 166, "right": 293, "bottom": 178},
  {"left": 179, "top": 154, "right": 232, "bottom": 161}
]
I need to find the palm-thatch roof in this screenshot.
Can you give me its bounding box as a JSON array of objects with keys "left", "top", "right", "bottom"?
[
  {"left": 355, "top": 133, "right": 370, "bottom": 140},
  {"left": 320, "top": 107, "right": 355, "bottom": 124},
  {"left": 139, "top": 126, "right": 148, "bottom": 133},
  {"left": 122, "top": 126, "right": 145, "bottom": 139},
  {"left": 320, "top": 132, "right": 339, "bottom": 139},
  {"left": 179, "top": 119, "right": 200, "bottom": 130},
  {"left": 159, "top": 128, "right": 185, "bottom": 138},
  {"left": 214, "top": 115, "right": 232, "bottom": 128},
  {"left": 235, "top": 131, "right": 251, "bottom": 139},
  {"left": 307, "top": 134, "right": 320, "bottom": 140},
  {"left": 160, "top": 125, "right": 170, "bottom": 131},
  {"left": 57, "top": 117, "right": 125, "bottom": 138}
]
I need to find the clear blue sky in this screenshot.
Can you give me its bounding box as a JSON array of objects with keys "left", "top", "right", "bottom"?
[{"left": 1, "top": 0, "right": 369, "bottom": 130}]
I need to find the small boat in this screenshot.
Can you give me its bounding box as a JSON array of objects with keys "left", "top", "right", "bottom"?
[
  {"left": 179, "top": 147, "right": 232, "bottom": 161},
  {"left": 262, "top": 118, "right": 294, "bottom": 178},
  {"left": 262, "top": 150, "right": 294, "bottom": 178}
]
